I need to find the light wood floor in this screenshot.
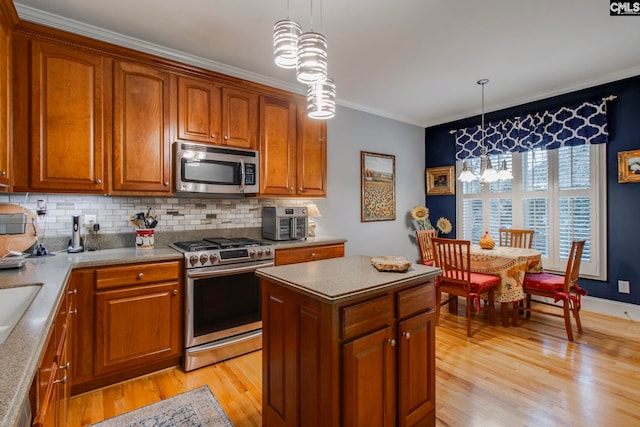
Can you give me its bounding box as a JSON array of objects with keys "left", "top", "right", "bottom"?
[{"left": 67, "top": 302, "right": 640, "bottom": 426}]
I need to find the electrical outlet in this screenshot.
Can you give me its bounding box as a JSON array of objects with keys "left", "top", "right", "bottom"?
[
  {"left": 618, "top": 280, "right": 630, "bottom": 294},
  {"left": 83, "top": 214, "right": 97, "bottom": 228}
]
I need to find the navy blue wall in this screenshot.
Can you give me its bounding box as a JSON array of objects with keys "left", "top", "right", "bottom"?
[{"left": 425, "top": 75, "right": 640, "bottom": 305}]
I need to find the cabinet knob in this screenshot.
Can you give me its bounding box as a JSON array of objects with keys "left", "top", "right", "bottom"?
[
  {"left": 70, "top": 308, "right": 78, "bottom": 315},
  {"left": 310, "top": 252, "right": 316, "bottom": 257},
  {"left": 53, "top": 375, "right": 67, "bottom": 385},
  {"left": 388, "top": 338, "right": 396, "bottom": 347},
  {"left": 289, "top": 187, "right": 294, "bottom": 191},
  {"left": 0, "top": 170, "right": 5, "bottom": 176},
  {"left": 163, "top": 181, "right": 169, "bottom": 187},
  {"left": 224, "top": 135, "right": 229, "bottom": 140},
  {"left": 403, "top": 332, "right": 411, "bottom": 340},
  {"left": 137, "top": 272, "right": 144, "bottom": 279},
  {"left": 298, "top": 188, "right": 304, "bottom": 192},
  {"left": 59, "top": 362, "right": 71, "bottom": 370},
  {"left": 95, "top": 178, "right": 102, "bottom": 184},
  {"left": 211, "top": 133, "right": 216, "bottom": 138},
  {"left": 173, "top": 289, "right": 178, "bottom": 295},
  {"left": 67, "top": 289, "right": 77, "bottom": 295}
]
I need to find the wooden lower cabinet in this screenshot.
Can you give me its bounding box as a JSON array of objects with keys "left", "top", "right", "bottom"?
[
  {"left": 261, "top": 277, "right": 436, "bottom": 427},
  {"left": 70, "top": 260, "right": 182, "bottom": 394},
  {"left": 274, "top": 242, "right": 345, "bottom": 266},
  {"left": 32, "top": 281, "right": 75, "bottom": 427}
]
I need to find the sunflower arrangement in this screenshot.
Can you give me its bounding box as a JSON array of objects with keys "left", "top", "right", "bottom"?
[{"left": 409, "top": 205, "right": 452, "bottom": 236}]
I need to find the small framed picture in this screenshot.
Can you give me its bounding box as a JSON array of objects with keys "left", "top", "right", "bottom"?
[
  {"left": 426, "top": 166, "right": 455, "bottom": 195},
  {"left": 618, "top": 149, "right": 640, "bottom": 183}
]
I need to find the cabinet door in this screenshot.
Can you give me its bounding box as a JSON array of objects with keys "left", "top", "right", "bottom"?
[
  {"left": 30, "top": 41, "right": 107, "bottom": 192},
  {"left": 112, "top": 61, "right": 171, "bottom": 193},
  {"left": 221, "top": 86, "right": 258, "bottom": 149},
  {"left": 95, "top": 281, "right": 181, "bottom": 376},
  {"left": 177, "top": 76, "right": 221, "bottom": 143},
  {"left": 398, "top": 311, "right": 436, "bottom": 427},
  {"left": 259, "top": 95, "right": 296, "bottom": 196},
  {"left": 69, "top": 268, "right": 95, "bottom": 391},
  {"left": 343, "top": 326, "right": 397, "bottom": 427},
  {"left": 296, "top": 109, "right": 327, "bottom": 197},
  {"left": 0, "top": 11, "right": 10, "bottom": 189}
]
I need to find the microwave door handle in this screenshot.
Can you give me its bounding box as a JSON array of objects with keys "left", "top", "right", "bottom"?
[
  {"left": 239, "top": 159, "right": 245, "bottom": 191},
  {"left": 289, "top": 217, "right": 295, "bottom": 239}
]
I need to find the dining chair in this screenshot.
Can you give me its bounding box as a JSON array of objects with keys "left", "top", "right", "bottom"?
[
  {"left": 431, "top": 237, "right": 500, "bottom": 337},
  {"left": 498, "top": 228, "right": 534, "bottom": 249},
  {"left": 416, "top": 229, "right": 437, "bottom": 266},
  {"left": 522, "top": 240, "right": 586, "bottom": 341}
]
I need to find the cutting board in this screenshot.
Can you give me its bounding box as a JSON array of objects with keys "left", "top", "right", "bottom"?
[{"left": 0, "top": 204, "right": 38, "bottom": 255}]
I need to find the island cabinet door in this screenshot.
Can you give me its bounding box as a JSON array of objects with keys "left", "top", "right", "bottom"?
[
  {"left": 262, "top": 281, "right": 327, "bottom": 427},
  {"left": 343, "top": 326, "right": 397, "bottom": 427},
  {"left": 397, "top": 310, "right": 436, "bottom": 427}
]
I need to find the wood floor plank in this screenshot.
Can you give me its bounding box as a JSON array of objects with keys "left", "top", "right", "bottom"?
[{"left": 67, "top": 303, "right": 640, "bottom": 426}]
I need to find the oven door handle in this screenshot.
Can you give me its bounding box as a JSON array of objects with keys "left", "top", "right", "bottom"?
[{"left": 186, "top": 261, "right": 274, "bottom": 279}]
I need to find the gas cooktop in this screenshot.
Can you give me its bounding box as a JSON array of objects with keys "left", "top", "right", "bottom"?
[{"left": 170, "top": 237, "right": 274, "bottom": 268}]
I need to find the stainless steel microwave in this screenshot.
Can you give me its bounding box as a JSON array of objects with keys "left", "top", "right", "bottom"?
[
  {"left": 262, "top": 206, "right": 308, "bottom": 241},
  {"left": 174, "top": 142, "right": 259, "bottom": 196}
]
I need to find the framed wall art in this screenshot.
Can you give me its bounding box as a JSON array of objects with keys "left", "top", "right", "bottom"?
[
  {"left": 361, "top": 151, "right": 396, "bottom": 222},
  {"left": 426, "top": 166, "right": 455, "bottom": 195},
  {"left": 618, "top": 149, "right": 640, "bottom": 183}
]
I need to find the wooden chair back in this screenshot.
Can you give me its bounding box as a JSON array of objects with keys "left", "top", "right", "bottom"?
[
  {"left": 498, "top": 228, "right": 534, "bottom": 249},
  {"left": 563, "top": 240, "right": 586, "bottom": 293},
  {"left": 416, "top": 229, "right": 437, "bottom": 265},
  {"left": 431, "top": 237, "right": 472, "bottom": 291}
]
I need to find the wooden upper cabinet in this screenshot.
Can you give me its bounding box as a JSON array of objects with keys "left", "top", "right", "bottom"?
[
  {"left": 259, "top": 95, "right": 297, "bottom": 196},
  {"left": 29, "top": 41, "right": 108, "bottom": 192},
  {"left": 0, "top": 8, "right": 10, "bottom": 190},
  {"left": 221, "top": 86, "right": 258, "bottom": 149},
  {"left": 177, "top": 76, "right": 257, "bottom": 149},
  {"left": 112, "top": 61, "right": 171, "bottom": 193},
  {"left": 177, "top": 75, "right": 221, "bottom": 144},
  {"left": 297, "top": 108, "right": 327, "bottom": 197}
]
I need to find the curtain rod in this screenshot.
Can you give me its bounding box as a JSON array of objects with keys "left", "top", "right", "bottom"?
[{"left": 448, "top": 95, "right": 618, "bottom": 134}]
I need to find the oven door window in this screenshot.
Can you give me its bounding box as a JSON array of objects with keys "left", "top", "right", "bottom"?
[{"left": 192, "top": 272, "right": 261, "bottom": 337}]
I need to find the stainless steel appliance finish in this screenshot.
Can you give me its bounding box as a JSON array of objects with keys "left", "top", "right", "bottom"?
[
  {"left": 171, "top": 237, "right": 274, "bottom": 371},
  {"left": 262, "top": 206, "right": 308, "bottom": 241},
  {"left": 174, "top": 142, "right": 259, "bottom": 196},
  {"left": 67, "top": 215, "right": 84, "bottom": 253}
]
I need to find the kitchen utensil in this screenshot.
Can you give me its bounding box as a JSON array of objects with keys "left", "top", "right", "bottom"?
[
  {"left": 67, "top": 215, "right": 84, "bottom": 253},
  {"left": 0, "top": 204, "right": 38, "bottom": 255}
]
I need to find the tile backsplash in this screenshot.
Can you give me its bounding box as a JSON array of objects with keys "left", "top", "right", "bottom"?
[{"left": 1, "top": 193, "right": 310, "bottom": 237}]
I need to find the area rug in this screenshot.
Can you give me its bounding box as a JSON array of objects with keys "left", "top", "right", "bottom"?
[{"left": 89, "top": 385, "right": 233, "bottom": 427}]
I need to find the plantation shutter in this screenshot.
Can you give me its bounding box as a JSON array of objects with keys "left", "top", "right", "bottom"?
[
  {"left": 461, "top": 199, "right": 483, "bottom": 243},
  {"left": 490, "top": 199, "right": 513, "bottom": 238}
]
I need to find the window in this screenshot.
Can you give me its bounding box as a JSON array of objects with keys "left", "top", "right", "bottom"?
[{"left": 456, "top": 144, "right": 606, "bottom": 279}]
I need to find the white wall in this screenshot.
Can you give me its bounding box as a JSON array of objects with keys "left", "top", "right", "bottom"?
[{"left": 314, "top": 106, "right": 426, "bottom": 262}]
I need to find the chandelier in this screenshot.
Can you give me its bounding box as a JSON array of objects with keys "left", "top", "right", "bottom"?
[
  {"left": 458, "top": 79, "right": 511, "bottom": 183},
  {"left": 273, "top": 0, "right": 336, "bottom": 120}
]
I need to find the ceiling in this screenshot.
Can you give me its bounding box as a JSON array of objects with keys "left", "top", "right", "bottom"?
[{"left": 13, "top": 0, "right": 640, "bottom": 127}]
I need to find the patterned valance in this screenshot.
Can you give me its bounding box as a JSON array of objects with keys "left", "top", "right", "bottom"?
[{"left": 454, "top": 99, "right": 609, "bottom": 161}]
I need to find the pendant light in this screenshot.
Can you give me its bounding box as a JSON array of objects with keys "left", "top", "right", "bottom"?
[
  {"left": 307, "top": 77, "right": 336, "bottom": 119},
  {"left": 274, "top": 16, "right": 302, "bottom": 69},
  {"left": 496, "top": 160, "right": 513, "bottom": 180},
  {"left": 477, "top": 79, "right": 498, "bottom": 183},
  {"left": 296, "top": 0, "right": 328, "bottom": 84},
  {"left": 457, "top": 161, "right": 477, "bottom": 182}
]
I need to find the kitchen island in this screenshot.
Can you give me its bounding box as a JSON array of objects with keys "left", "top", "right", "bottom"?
[{"left": 256, "top": 255, "right": 441, "bottom": 427}]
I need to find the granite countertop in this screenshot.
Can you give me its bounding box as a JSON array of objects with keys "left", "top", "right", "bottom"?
[
  {"left": 0, "top": 236, "right": 346, "bottom": 427},
  {"left": 0, "top": 247, "right": 181, "bottom": 427},
  {"left": 256, "top": 255, "right": 441, "bottom": 303}
]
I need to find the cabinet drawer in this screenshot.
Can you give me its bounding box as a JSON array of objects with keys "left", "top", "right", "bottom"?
[
  {"left": 397, "top": 282, "right": 435, "bottom": 319},
  {"left": 96, "top": 261, "right": 180, "bottom": 290},
  {"left": 275, "top": 243, "right": 344, "bottom": 266},
  {"left": 342, "top": 295, "right": 393, "bottom": 340}
]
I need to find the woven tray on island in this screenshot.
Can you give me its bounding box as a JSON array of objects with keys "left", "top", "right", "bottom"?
[{"left": 371, "top": 256, "right": 412, "bottom": 272}]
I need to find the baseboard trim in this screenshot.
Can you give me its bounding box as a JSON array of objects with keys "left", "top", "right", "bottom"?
[{"left": 533, "top": 296, "right": 639, "bottom": 322}]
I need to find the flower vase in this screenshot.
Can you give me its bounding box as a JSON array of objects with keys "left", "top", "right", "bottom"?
[{"left": 479, "top": 231, "right": 495, "bottom": 249}]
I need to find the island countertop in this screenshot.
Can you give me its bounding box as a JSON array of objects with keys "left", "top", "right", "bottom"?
[{"left": 255, "top": 255, "right": 441, "bottom": 303}]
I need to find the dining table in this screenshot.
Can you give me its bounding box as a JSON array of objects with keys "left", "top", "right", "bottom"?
[{"left": 468, "top": 244, "right": 543, "bottom": 327}]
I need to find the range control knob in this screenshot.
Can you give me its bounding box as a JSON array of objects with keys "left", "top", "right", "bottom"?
[
  {"left": 256, "top": 248, "right": 263, "bottom": 256},
  {"left": 189, "top": 255, "right": 198, "bottom": 267},
  {"left": 200, "top": 254, "right": 209, "bottom": 265},
  {"left": 209, "top": 253, "right": 218, "bottom": 263},
  {"left": 264, "top": 247, "right": 272, "bottom": 255}
]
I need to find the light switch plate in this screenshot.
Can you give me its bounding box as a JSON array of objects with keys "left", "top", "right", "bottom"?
[{"left": 618, "top": 280, "right": 630, "bottom": 294}]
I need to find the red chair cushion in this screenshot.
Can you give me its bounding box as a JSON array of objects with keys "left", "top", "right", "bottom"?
[
  {"left": 469, "top": 272, "right": 501, "bottom": 291},
  {"left": 523, "top": 272, "right": 564, "bottom": 292},
  {"left": 422, "top": 260, "right": 435, "bottom": 266}
]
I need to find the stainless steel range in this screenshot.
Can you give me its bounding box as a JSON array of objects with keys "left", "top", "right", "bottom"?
[{"left": 170, "top": 237, "right": 274, "bottom": 371}]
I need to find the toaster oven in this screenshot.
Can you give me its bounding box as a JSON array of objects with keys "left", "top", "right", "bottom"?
[{"left": 262, "top": 206, "right": 308, "bottom": 241}]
